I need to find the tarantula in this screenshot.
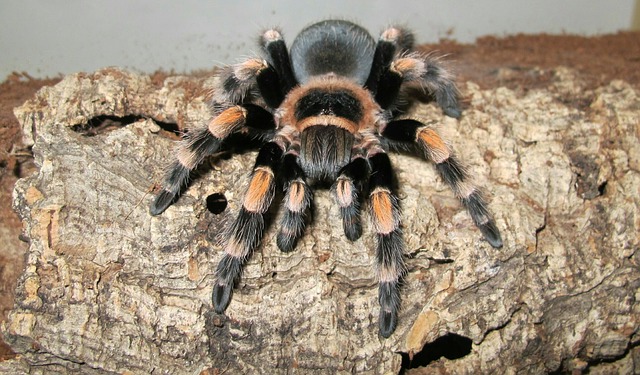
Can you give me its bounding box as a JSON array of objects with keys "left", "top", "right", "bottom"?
[{"left": 150, "top": 20, "right": 502, "bottom": 338}]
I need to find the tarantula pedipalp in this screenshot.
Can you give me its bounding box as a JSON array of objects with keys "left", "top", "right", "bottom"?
[{"left": 150, "top": 20, "right": 503, "bottom": 338}]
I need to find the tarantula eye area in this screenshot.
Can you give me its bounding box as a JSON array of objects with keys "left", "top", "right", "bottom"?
[{"left": 294, "top": 89, "right": 363, "bottom": 123}]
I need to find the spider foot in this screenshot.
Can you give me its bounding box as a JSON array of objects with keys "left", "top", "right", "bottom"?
[
  {"left": 276, "top": 230, "right": 298, "bottom": 252},
  {"left": 379, "top": 309, "right": 398, "bottom": 338},
  {"left": 150, "top": 160, "right": 191, "bottom": 215},
  {"left": 340, "top": 205, "right": 362, "bottom": 241},
  {"left": 343, "top": 216, "right": 362, "bottom": 242},
  {"left": 378, "top": 281, "right": 401, "bottom": 338},
  {"left": 478, "top": 220, "right": 503, "bottom": 248},
  {"left": 212, "top": 283, "right": 233, "bottom": 313},
  {"left": 443, "top": 104, "right": 462, "bottom": 119},
  {"left": 435, "top": 90, "right": 462, "bottom": 119},
  {"left": 150, "top": 190, "right": 177, "bottom": 216},
  {"left": 213, "top": 254, "right": 243, "bottom": 312}
]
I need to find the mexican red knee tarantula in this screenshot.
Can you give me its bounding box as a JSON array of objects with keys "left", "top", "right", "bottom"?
[{"left": 150, "top": 20, "right": 502, "bottom": 338}]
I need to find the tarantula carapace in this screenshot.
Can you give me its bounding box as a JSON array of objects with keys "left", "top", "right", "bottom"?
[{"left": 150, "top": 20, "right": 502, "bottom": 338}]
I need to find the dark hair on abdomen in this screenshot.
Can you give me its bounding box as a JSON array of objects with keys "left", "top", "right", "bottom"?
[{"left": 289, "top": 20, "right": 376, "bottom": 85}]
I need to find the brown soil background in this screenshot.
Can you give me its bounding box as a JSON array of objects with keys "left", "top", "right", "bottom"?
[{"left": 0, "top": 32, "right": 639, "bottom": 365}]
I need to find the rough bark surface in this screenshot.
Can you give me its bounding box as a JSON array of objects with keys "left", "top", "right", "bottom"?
[{"left": 1, "top": 67, "right": 639, "bottom": 374}]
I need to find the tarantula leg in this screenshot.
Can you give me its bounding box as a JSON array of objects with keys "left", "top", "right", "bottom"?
[
  {"left": 420, "top": 56, "right": 461, "bottom": 118},
  {"left": 276, "top": 153, "right": 312, "bottom": 252},
  {"left": 213, "top": 142, "right": 284, "bottom": 313},
  {"left": 332, "top": 156, "right": 369, "bottom": 241},
  {"left": 218, "top": 57, "right": 287, "bottom": 108},
  {"left": 215, "top": 58, "right": 267, "bottom": 104},
  {"left": 365, "top": 33, "right": 397, "bottom": 94},
  {"left": 437, "top": 158, "right": 502, "bottom": 248},
  {"left": 261, "top": 28, "right": 297, "bottom": 96},
  {"left": 390, "top": 56, "right": 462, "bottom": 118},
  {"left": 365, "top": 26, "right": 416, "bottom": 108},
  {"left": 367, "top": 152, "right": 406, "bottom": 337},
  {"left": 216, "top": 57, "right": 290, "bottom": 109},
  {"left": 151, "top": 106, "right": 244, "bottom": 215},
  {"left": 382, "top": 119, "right": 503, "bottom": 248},
  {"left": 255, "top": 64, "right": 285, "bottom": 109},
  {"left": 150, "top": 104, "right": 275, "bottom": 215}
]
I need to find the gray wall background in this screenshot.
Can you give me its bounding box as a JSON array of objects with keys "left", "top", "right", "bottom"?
[{"left": 1, "top": 0, "right": 636, "bottom": 79}]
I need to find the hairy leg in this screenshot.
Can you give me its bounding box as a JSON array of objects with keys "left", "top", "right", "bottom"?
[
  {"left": 276, "top": 152, "right": 313, "bottom": 252},
  {"left": 382, "top": 119, "right": 502, "bottom": 247},
  {"left": 151, "top": 104, "right": 274, "bottom": 215},
  {"left": 213, "top": 142, "right": 284, "bottom": 312},
  {"left": 367, "top": 152, "right": 406, "bottom": 337},
  {"left": 333, "top": 156, "right": 369, "bottom": 241}
]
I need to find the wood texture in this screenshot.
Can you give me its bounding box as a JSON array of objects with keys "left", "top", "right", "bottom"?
[{"left": 1, "top": 67, "right": 639, "bottom": 374}]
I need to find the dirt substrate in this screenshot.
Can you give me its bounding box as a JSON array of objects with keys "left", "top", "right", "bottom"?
[{"left": 0, "top": 31, "right": 638, "bottom": 371}]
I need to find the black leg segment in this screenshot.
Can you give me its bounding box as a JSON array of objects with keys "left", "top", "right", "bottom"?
[
  {"left": 367, "top": 152, "right": 406, "bottom": 337},
  {"left": 276, "top": 153, "right": 312, "bottom": 252},
  {"left": 150, "top": 126, "right": 222, "bottom": 216},
  {"left": 212, "top": 141, "right": 284, "bottom": 313},
  {"left": 383, "top": 119, "right": 503, "bottom": 248},
  {"left": 333, "top": 156, "right": 370, "bottom": 241},
  {"left": 261, "top": 29, "right": 297, "bottom": 96}
]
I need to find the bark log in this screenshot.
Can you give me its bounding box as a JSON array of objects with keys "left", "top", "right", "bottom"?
[{"left": 1, "top": 67, "right": 639, "bottom": 374}]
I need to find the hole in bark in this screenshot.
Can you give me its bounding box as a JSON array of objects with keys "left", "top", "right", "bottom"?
[
  {"left": 72, "top": 115, "right": 179, "bottom": 136},
  {"left": 597, "top": 180, "right": 607, "bottom": 195},
  {"left": 426, "top": 256, "right": 454, "bottom": 264},
  {"left": 400, "top": 333, "right": 472, "bottom": 371},
  {"left": 155, "top": 119, "right": 181, "bottom": 136},
  {"left": 206, "top": 193, "right": 227, "bottom": 214}
]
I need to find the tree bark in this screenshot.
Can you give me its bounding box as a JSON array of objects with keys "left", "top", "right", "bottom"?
[{"left": 2, "top": 67, "right": 639, "bottom": 374}]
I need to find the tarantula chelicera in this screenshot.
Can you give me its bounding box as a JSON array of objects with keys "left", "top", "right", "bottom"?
[{"left": 150, "top": 20, "right": 502, "bottom": 338}]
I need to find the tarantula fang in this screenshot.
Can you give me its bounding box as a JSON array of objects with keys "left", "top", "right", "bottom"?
[{"left": 150, "top": 20, "right": 503, "bottom": 338}]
